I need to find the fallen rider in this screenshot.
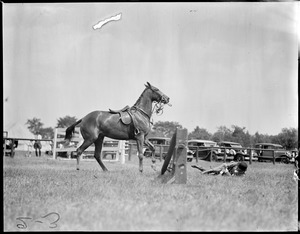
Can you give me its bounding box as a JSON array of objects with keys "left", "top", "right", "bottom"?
[{"left": 191, "top": 161, "right": 248, "bottom": 176}]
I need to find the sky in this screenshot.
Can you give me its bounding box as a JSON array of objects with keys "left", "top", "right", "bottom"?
[{"left": 3, "top": 2, "right": 299, "bottom": 136}]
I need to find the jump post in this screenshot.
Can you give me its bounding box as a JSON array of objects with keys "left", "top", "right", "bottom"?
[{"left": 159, "top": 128, "right": 188, "bottom": 184}]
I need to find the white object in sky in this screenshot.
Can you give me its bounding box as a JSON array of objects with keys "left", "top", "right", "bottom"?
[{"left": 93, "top": 13, "right": 122, "bottom": 30}]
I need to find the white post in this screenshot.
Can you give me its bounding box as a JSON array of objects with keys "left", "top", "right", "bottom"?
[
  {"left": 120, "top": 140, "right": 125, "bottom": 164},
  {"left": 52, "top": 128, "right": 58, "bottom": 159}
]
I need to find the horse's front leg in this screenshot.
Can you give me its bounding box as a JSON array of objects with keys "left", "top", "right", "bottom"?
[
  {"left": 144, "top": 139, "right": 156, "bottom": 171},
  {"left": 136, "top": 135, "right": 145, "bottom": 173}
]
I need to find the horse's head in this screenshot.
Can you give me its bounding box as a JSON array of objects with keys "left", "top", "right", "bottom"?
[{"left": 145, "top": 82, "right": 170, "bottom": 105}]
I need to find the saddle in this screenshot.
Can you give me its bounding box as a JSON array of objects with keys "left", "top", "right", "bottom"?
[{"left": 109, "top": 105, "right": 132, "bottom": 125}]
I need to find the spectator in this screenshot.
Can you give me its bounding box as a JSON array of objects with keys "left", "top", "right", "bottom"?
[{"left": 33, "top": 134, "right": 42, "bottom": 157}]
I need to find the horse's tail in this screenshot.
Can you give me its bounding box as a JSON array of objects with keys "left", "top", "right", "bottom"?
[{"left": 64, "top": 119, "right": 82, "bottom": 143}]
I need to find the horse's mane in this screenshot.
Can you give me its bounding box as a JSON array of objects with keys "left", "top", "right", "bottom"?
[{"left": 133, "top": 87, "right": 147, "bottom": 107}]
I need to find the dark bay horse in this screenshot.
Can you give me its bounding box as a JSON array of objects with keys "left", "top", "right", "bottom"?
[{"left": 64, "top": 82, "right": 170, "bottom": 172}]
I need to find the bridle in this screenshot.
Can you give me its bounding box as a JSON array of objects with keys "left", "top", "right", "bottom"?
[
  {"left": 132, "top": 85, "right": 171, "bottom": 123},
  {"left": 148, "top": 86, "right": 172, "bottom": 116},
  {"left": 152, "top": 101, "right": 166, "bottom": 116}
]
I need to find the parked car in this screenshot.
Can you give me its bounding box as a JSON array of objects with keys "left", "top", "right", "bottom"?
[
  {"left": 254, "top": 143, "right": 292, "bottom": 164},
  {"left": 143, "top": 137, "right": 171, "bottom": 159},
  {"left": 216, "top": 141, "right": 247, "bottom": 162},
  {"left": 187, "top": 139, "right": 219, "bottom": 162}
]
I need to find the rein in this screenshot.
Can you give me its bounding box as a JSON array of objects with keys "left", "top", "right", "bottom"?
[
  {"left": 133, "top": 100, "right": 166, "bottom": 121},
  {"left": 147, "top": 86, "right": 171, "bottom": 116},
  {"left": 152, "top": 101, "right": 165, "bottom": 116},
  {"left": 131, "top": 106, "right": 151, "bottom": 120}
]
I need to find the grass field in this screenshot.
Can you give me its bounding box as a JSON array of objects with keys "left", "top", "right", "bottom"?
[{"left": 3, "top": 151, "right": 298, "bottom": 231}]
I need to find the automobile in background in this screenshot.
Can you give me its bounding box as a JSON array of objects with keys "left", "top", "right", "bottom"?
[
  {"left": 254, "top": 143, "right": 292, "bottom": 164},
  {"left": 143, "top": 137, "right": 171, "bottom": 159},
  {"left": 216, "top": 141, "right": 247, "bottom": 162},
  {"left": 143, "top": 136, "right": 194, "bottom": 162},
  {"left": 187, "top": 139, "right": 219, "bottom": 162}
]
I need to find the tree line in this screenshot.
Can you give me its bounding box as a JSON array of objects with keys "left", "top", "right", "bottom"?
[
  {"left": 26, "top": 117, "right": 298, "bottom": 150},
  {"left": 25, "top": 116, "right": 78, "bottom": 140}
]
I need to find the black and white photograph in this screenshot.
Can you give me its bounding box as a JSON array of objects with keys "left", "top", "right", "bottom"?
[{"left": 3, "top": 2, "right": 299, "bottom": 231}]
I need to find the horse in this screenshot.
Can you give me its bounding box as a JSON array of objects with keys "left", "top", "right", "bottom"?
[{"left": 64, "top": 82, "right": 170, "bottom": 172}]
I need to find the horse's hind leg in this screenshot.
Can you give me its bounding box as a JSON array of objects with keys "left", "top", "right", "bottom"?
[
  {"left": 76, "top": 139, "right": 95, "bottom": 170},
  {"left": 94, "top": 135, "right": 108, "bottom": 171}
]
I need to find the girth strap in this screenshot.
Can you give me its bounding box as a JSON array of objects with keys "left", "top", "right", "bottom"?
[{"left": 108, "top": 106, "right": 142, "bottom": 136}]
